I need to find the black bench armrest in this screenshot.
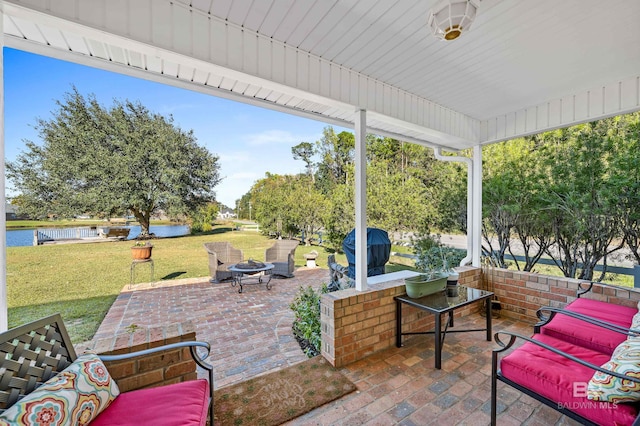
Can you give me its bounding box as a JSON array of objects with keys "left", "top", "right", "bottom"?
[
  {"left": 98, "top": 341, "right": 214, "bottom": 426},
  {"left": 534, "top": 306, "right": 640, "bottom": 338},
  {"left": 577, "top": 282, "right": 594, "bottom": 297}
]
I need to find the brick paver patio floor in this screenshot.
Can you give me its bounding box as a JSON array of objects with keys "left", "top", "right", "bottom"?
[{"left": 93, "top": 267, "right": 580, "bottom": 425}]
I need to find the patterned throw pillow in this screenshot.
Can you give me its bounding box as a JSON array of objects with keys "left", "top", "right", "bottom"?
[
  {"left": 0, "top": 353, "right": 120, "bottom": 425},
  {"left": 588, "top": 339, "right": 640, "bottom": 403},
  {"left": 630, "top": 312, "right": 640, "bottom": 338}
]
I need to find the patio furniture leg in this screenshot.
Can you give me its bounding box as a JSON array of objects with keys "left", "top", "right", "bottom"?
[
  {"left": 265, "top": 271, "right": 272, "bottom": 290},
  {"left": 491, "top": 351, "right": 498, "bottom": 425},
  {"left": 435, "top": 312, "right": 442, "bottom": 369},
  {"left": 486, "top": 298, "right": 492, "bottom": 341},
  {"left": 395, "top": 299, "right": 402, "bottom": 347}
]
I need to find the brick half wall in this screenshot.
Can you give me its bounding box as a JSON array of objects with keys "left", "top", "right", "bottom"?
[
  {"left": 321, "top": 267, "right": 482, "bottom": 367},
  {"left": 79, "top": 321, "right": 198, "bottom": 393},
  {"left": 485, "top": 268, "right": 640, "bottom": 322}
]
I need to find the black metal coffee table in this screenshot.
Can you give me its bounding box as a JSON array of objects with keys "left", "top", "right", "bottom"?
[
  {"left": 228, "top": 263, "right": 274, "bottom": 293},
  {"left": 395, "top": 285, "right": 493, "bottom": 369}
]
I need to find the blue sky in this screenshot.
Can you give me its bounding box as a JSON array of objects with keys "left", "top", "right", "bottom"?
[{"left": 4, "top": 48, "right": 347, "bottom": 207}]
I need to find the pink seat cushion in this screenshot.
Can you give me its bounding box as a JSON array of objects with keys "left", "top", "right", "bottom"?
[
  {"left": 91, "top": 379, "right": 210, "bottom": 426},
  {"left": 501, "top": 334, "right": 638, "bottom": 426},
  {"left": 540, "top": 298, "right": 637, "bottom": 355}
]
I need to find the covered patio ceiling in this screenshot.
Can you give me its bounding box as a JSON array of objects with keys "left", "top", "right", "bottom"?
[
  {"left": 4, "top": 0, "right": 640, "bottom": 151},
  {"left": 0, "top": 0, "right": 639, "bottom": 328}
]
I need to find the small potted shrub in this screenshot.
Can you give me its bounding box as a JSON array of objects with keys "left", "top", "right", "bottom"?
[
  {"left": 406, "top": 233, "right": 466, "bottom": 298},
  {"left": 131, "top": 241, "right": 153, "bottom": 260}
]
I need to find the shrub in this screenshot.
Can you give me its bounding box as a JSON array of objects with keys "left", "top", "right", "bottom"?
[
  {"left": 412, "top": 233, "right": 466, "bottom": 275},
  {"left": 290, "top": 285, "right": 327, "bottom": 357}
]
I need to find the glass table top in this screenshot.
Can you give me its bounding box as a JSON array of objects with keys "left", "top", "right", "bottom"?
[{"left": 395, "top": 285, "right": 493, "bottom": 313}]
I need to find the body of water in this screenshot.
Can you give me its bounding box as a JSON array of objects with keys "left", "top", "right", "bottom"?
[{"left": 6, "top": 224, "right": 190, "bottom": 247}]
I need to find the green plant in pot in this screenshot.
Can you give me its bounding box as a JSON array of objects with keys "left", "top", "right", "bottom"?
[{"left": 406, "top": 234, "right": 466, "bottom": 298}]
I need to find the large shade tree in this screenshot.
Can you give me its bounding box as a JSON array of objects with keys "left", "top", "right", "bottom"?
[{"left": 8, "top": 88, "right": 221, "bottom": 237}]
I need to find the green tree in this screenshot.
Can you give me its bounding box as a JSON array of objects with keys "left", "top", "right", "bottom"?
[
  {"left": 251, "top": 173, "right": 294, "bottom": 235},
  {"left": 315, "top": 127, "right": 355, "bottom": 194},
  {"left": 287, "top": 177, "right": 329, "bottom": 245},
  {"left": 189, "top": 202, "right": 219, "bottom": 233},
  {"left": 291, "top": 141, "right": 316, "bottom": 182},
  {"left": 540, "top": 123, "right": 623, "bottom": 280},
  {"left": 482, "top": 138, "right": 549, "bottom": 270},
  {"left": 367, "top": 161, "right": 433, "bottom": 234},
  {"left": 7, "top": 88, "right": 221, "bottom": 237},
  {"left": 428, "top": 153, "right": 467, "bottom": 234},
  {"left": 249, "top": 173, "right": 328, "bottom": 244},
  {"left": 609, "top": 113, "right": 640, "bottom": 264},
  {"left": 323, "top": 180, "right": 354, "bottom": 251}
]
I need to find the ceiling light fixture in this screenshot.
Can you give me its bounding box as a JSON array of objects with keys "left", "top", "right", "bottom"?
[{"left": 427, "top": 0, "right": 478, "bottom": 41}]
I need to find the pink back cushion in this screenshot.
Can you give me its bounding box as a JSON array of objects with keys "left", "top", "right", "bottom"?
[{"left": 540, "top": 298, "right": 637, "bottom": 355}]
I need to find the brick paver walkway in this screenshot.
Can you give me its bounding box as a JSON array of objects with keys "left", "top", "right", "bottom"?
[{"left": 94, "top": 268, "right": 580, "bottom": 425}]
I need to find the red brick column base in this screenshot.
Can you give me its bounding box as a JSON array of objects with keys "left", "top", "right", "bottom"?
[{"left": 79, "top": 321, "right": 198, "bottom": 393}]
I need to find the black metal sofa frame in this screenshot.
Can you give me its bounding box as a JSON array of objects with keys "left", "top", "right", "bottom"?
[
  {"left": 491, "top": 283, "right": 640, "bottom": 426},
  {"left": 0, "top": 314, "right": 214, "bottom": 425}
]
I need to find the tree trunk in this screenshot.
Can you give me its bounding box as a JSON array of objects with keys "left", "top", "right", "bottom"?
[{"left": 132, "top": 208, "right": 152, "bottom": 238}]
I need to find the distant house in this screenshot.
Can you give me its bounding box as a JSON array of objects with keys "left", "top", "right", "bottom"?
[
  {"left": 5, "top": 203, "right": 19, "bottom": 220},
  {"left": 217, "top": 208, "right": 236, "bottom": 220}
]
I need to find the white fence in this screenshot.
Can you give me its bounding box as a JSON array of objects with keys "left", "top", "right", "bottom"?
[{"left": 34, "top": 227, "right": 98, "bottom": 245}]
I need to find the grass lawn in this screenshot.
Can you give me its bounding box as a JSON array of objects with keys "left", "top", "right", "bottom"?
[
  {"left": 7, "top": 225, "right": 353, "bottom": 343},
  {"left": 506, "top": 263, "right": 634, "bottom": 288}
]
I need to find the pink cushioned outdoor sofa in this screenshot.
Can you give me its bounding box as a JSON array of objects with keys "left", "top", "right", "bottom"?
[{"left": 491, "top": 283, "right": 640, "bottom": 426}]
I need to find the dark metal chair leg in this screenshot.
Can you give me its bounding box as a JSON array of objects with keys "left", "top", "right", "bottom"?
[
  {"left": 435, "top": 313, "right": 442, "bottom": 369},
  {"left": 491, "top": 352, "right": 498, "bottom": 425},
  {"left": 486, "top": 298, "right": 492, "bottom": 340}
]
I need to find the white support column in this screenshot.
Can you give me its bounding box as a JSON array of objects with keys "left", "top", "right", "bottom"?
[
  {"left": 0, "top": 4, "right": 7, "bottom": 331},
  {"left": 433, "top": 148, "right": 473, "bottom": 265},
  {"left": 472, "top": 145, "right": 482, "bottom": 267},
  {"left": 354, "top": 109, "right": 367, "bottom": 291}
]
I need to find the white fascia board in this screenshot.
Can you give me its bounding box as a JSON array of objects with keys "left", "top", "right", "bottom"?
[
  {"left": 10, "top": 32, "right": 468, "bottom": 152},
  {"left": 4, "top": 2, "right": 357, "bottom": 114},
  {"left": 481, "top": 74, "right": 640, "bottom": 144},
  {"left": 367, "top": 111, "right": 477, "bottom": 151},
  {"left": 6, "top": 36, "right": 360, "bottom": 133},
  {"left": 4, "top": 1, "right": 480, "bottom": 149}
]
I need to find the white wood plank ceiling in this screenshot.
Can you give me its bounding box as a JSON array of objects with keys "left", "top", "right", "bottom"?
[{"left": 3, "top": 0, "right": 640, "bottom": 150}]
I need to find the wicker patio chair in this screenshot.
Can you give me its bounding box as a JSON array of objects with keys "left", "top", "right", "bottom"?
[
  {"left": 204, "top": 242, "right": 244, "bottom": 283},
  {"left": 265, "top": 239, "right": 299, "bottom": 278}
]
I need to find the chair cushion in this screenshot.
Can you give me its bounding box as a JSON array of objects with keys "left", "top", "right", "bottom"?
[
  {"left": 0, "top": 354, "right": 119, "bottom": 426},
  {"left": 91, "top": 379, "right": 209, "bottom": 426},
  {"left": 500, "top": 334, "right": 638, "bottom": 426},
  {"left": 588, "top": 338, "right": 640, "bottom": 403},
  {"left": 540, "top": 298, "right": 636, "bottom": 354}
]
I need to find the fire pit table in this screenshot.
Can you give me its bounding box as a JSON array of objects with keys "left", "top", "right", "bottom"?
[{"left": 228, "top": 262, "right": 274, "bottom": 293}]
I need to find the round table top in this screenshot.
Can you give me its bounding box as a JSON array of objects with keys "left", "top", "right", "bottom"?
[{"left": 228, "top": 263, "right": 274, "bottom": 273}]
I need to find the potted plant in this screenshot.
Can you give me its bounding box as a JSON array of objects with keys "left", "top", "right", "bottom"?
[
  {"left": 131, "top": 241, "right": 153, "bottom": 260},
  {"left": 406, "top": 233, "right": 466, "bottom": 298}
]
